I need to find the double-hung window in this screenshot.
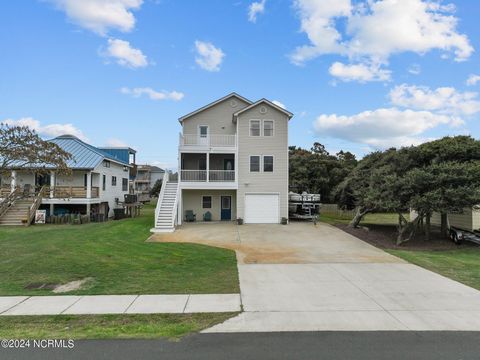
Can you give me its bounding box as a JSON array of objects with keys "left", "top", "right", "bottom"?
[
  {"left": 111, "top": 176, "right": 117, "bottom": 186},
  {"left": 263, "top": 120, "right": 274, "bottom": 136},
  {"left": 250, "top": 120, "right": 260, "bottom": 136},
  {"left": 202, "top": 196, "right": 212, "bottom": 209},
  {"left": 122, "top": 178, "right": 128, "bottom": 191},
  {"left": 102, "top": 175, "right": 106, "bottom": 191},
  {"left": 263, "top": 156, "right": 273, "bottom": 172},
  {"left": 250, "top": 156, "right": 260, "bottom": 172}
]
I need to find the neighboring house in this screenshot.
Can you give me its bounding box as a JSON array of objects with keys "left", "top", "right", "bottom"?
[
  {"left": 0, "top": 135, "right": 136, "bottom": 225},
  {"left": 133, "top": 165, "right": 165, "bottom": 202},
  {"left": 151, "top": 92, "right": 293, "bottom": 232},
  {"left": 411, "top": 207, "right": 480, "bottom": 232}
]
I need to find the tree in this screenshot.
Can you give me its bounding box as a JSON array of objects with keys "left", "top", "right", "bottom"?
[
  {"left": 289, "top": 144, "right": 357, "bottom": 203},
  {"left": 338, "top": 136, "right": 480, "bottom": 244},
  {"left": 149, "top": 179, "right": 163, "bottom": 197},
  {"left": 0, "top": 124, "right": 72, "bottom": 174}
]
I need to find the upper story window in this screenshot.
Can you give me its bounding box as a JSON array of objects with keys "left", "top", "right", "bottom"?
[
  {"left": 250, "top": 156, "right": 260, "bottom": 172},
  {"left": 250, "top": 120, "right": 260, "bottom": 136},
  {"left": 112, "top": 176, "right": 117, "bottom": 186},
  {"left": 103, "top": 160, "right": 111, "bottom": 168},
  {"left": 122, "top": 178, "right": 128, "bottom": 191},
  {"left": 102, "top": 175, "right": 106, "bottom": 191},
  {"left": 199, "top": 126, "right": 208, "bottom": 138},
  {"left": 263, "top": 156, "right": 274, "bottom": 172},
  {"left": 263, "top": 120, "right": 274, "bottom": 136}
]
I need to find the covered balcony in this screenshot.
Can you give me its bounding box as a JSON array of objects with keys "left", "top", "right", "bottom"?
[
  {"left": 179, "top": 133, "right": 236, "bottom": 149},
  {"left": 180, "top": 153, "right": 236, "bottom": 183}
]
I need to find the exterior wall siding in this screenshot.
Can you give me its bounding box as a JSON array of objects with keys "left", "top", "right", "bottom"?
[
  {"left": 182, "top": 189, "right": 236, "bottom": 221},
  {"left": 182, "top": 97, "right": 250, "bottom": 135},
  {"left": 236, "top": 104, "right": 289, "bottom": 222},
  {"left": 93, "top": 161, "right": 131, "bottom": 217}
]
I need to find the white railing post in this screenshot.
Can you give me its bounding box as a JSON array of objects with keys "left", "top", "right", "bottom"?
[
  {"left": 50, "top": 171, "right": 55, "bottom": 198},
  {"left": 206, "top": 154, "right": 210, "bottom": 182},
  {"left": 86, "top": 171, "right": 92, "bottom": 199},
  {"left": 10, "top": 170, "right": 16, "bottom": 194}
]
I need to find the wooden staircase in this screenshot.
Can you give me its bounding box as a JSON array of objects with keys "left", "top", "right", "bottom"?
[
  {"left": 0, "top": 198, "right": 32, "bottom": 226},
  {"left": 0, "top": 186, "right": 46, "bottom": 226}
]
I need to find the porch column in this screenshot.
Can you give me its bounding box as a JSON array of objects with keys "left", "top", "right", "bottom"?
[
  {"left": 10, "top": 170, "right": 17, "bottom": 193},
  {"left": 50, "top": 203, "right": 54, "bottom": 216},
  {"left": 50, "top": 171, "right": 55, "bottom": 198},
  {"left": 86, "top": 203, "right": 91, "bottom": 215},
  {"left": 206, "top": 153, "right": 210, "bottom": 182},
  {"left": 86, "top": 172, "right": 92, "bottom": 199}
]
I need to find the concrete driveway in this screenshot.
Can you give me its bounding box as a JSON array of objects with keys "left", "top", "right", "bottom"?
[{"left": 149, "top": 222, "right": 480, "bottom": 332}]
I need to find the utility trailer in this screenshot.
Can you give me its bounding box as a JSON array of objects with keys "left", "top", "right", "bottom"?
[
  {"left": 449, "top": 226, "right": 480, "bottom": 245},
  {"left": 288, "top": 191, "right": 321, "bottom": 220}
]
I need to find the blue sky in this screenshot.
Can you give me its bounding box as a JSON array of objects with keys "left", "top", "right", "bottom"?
[{"left": 1, "top": 0, "right": 479, "bottom": 169}]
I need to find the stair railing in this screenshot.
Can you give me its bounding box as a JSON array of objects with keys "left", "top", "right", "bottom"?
[
  {"left": 25, "top": 185, "right": 46, "bottom": 226},
  {"left": 154, "top": 172, "right": 169, "bottom": 226},
  {"left": 0, "top": 188, "right": 20, "bottom": 219}
]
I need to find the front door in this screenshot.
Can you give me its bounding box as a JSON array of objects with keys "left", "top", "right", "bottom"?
[
  {"left": 221, "top": 196, "right": 232, "bottom": 220},
  {"left": 199, "top": 125, "right": 209, "bottom": 145}
]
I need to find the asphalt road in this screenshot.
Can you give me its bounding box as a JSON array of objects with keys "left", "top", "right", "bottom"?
[{"left": 2, "top": 332, "right": 480, "bottom": 360}]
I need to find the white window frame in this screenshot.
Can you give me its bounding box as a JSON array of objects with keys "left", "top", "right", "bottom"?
[
  {"left": 263, "top": 155, "right": 274, "bottom": 173},
  {"left": 249, "top": 155, "right": 261, "bottom": 173},
  {"left": 263, "top": 120, "right": 274, "bottom": 137},
  {"left": 249, "top": 119, "right": 261, "bottom": 137},
  {"left": 201, "top": 195, "right": 212, "bottom": 209},
  {"left": 198, "top": 125, "right": 209, "bottom": 138}
]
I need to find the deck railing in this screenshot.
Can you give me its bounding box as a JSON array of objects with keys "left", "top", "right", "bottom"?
[
  {"left": 48, "top": 186, "right": 100, "bottom": 198},
  {"left": 180, "top": 170, "right": 235, "bottom": 182},
  {"left": 179, "top": 133, "right": 236, "bottom": 147}
]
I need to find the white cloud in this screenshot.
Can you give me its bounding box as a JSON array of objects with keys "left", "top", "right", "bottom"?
[
  {"left": 3, "top": 117, "right": 88, "bottom": 141},
  {"left": 104, "top": 38, "right": 148, "bottom": 68},
  {"left": 120, "top": 87, "right": 184, "bottom": 101},
  {"left": 329, "top": 61, "right": 391, "bottom": 82},
  {"left": 389, "top": 84, "right": 480, "bottom": 116},
  {"left": 105, "top": 138, "right": 128, "bottom": 147},
  {"left": 408, "top": 64, "right": 421, "bottom": 75},
  {"left": 194, "top": 41, "right": 225, "bottom": 72},
  {"left": 313, "top": 108, "right": 459, "bottom": 149},
  {"left": 466, "top": 74, "right": 480, "bottom": 86},
  {"left": 248, "top": 0, "right": 266, "bottom": 23},
  {"left": 50, "top": 0, "right": 143, "bottom": 36},
  {"left": 292, "top": 0, "right": 474, "bottom": 82},
  {"left": 272, "top": 100, "right": 286, "bottom": 109}
]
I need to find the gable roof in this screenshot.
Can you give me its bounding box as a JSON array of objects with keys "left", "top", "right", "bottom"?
[
  {"left": 233, "top": 98, "right": 294, "bottom": 120},
  {"left": 178, "top": 92, "right": 252, "bottom": 123},
  {"left": 49, "top": 135, "right": 132, "bottom": 169}
]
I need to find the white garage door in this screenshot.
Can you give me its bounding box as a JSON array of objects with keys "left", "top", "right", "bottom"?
[{"left": 244, "top": 194, "right": 279, "bottom": 224}]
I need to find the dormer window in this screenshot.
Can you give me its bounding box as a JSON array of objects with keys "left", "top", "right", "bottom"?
[{"left": 250, "top": 120, "right": 260, "bottom": 136}]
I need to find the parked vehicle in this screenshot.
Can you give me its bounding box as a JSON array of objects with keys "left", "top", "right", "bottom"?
[{"left": 288, "top": 191, "right": 321, "bottom": 220}]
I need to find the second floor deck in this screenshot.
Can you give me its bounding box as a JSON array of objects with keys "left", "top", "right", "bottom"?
[{"left": 179, "top": 133, "right": 236, "bottom": 150}]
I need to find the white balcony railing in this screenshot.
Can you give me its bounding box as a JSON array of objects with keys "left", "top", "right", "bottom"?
[
  {"left": 209, "top": 170, "right": 235, "bottom": 182},
  {"left": 179, "top": 133, "right": 236, "bottom": 147},
  {"left": 180, "top": 170, "right": 235, "bottom": 182}
]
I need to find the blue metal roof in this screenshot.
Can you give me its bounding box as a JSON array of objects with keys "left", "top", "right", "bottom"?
[
  {"left": 97, "top": 148, "right": 135, "bottom": 165},
  {"left": 49, "top": 135, "right": 131, "bottom": 169}
]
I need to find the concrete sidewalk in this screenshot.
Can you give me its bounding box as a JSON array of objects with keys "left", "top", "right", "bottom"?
[{"left": 0, "top": 294, "right": 241, "bottom": 316}]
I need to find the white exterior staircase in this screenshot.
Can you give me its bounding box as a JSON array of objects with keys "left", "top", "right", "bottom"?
[{"left": 151, "top": 173, "right": 179, "bottom": 233}]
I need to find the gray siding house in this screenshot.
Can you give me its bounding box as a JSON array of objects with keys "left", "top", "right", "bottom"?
[{"left": 151, "top": 93, "right": 293, "bottom": 232}]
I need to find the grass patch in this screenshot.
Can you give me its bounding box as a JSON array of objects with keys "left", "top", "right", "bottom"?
[
  {"left": 0, "top": 204, "right": 239, "bottom": 295},
  {"left": 0, "top": 313, "right": 237, "bottom": 339},
  {"left": 387, "top": 248, "right": 480, "bottom": 291},
  {"left": 320, "top": 212, "right": 402, "bottom": 226}
]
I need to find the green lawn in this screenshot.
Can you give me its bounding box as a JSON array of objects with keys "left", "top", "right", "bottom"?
[
  {"left": 0, "top": 204, "right": 239, "bottom": 295},
  {"left": 320, "top": 212, "right": 401, "bottom": 225},
  {"left": 0, "top": 313, "right": 237, "bottom": 339},
  {"left": 388, "top": 248, "right": 480, "bottom": 291}
]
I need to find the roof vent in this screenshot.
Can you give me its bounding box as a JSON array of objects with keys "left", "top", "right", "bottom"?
[
  {"left": 259, "top": 106, "right": 268, "bottom": 114},
  {"left": 230, "top": 99, "right": 238, "bottom": 108}
]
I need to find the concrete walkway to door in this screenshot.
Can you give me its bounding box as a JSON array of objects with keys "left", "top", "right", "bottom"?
[{"left": 150, "top": 222, "right": 480, "bottom": 332}]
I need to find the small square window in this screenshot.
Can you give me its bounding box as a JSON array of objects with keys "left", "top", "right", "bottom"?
[
  {"left": 263, "top": 120, "right": 273, "bottom": 136},
  {"left": 250, "top": 156, "right": 260, "bottom": 172},
  {"left": 202, "top": 196, "right": 212, "bottom": 209},
  {"left": 250, "top": 120, "right": 260, "bottom": 136},
  {"left": 263, "top": 156, "right": 273, "bottom": 172}
]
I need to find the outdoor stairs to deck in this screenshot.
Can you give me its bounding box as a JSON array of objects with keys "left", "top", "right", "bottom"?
[
  {"left": 152, "top": 181, "right": 179, "bottom": 233},
  {"left": 0, "top": 198, "right": 32, "bottom": 226}
]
